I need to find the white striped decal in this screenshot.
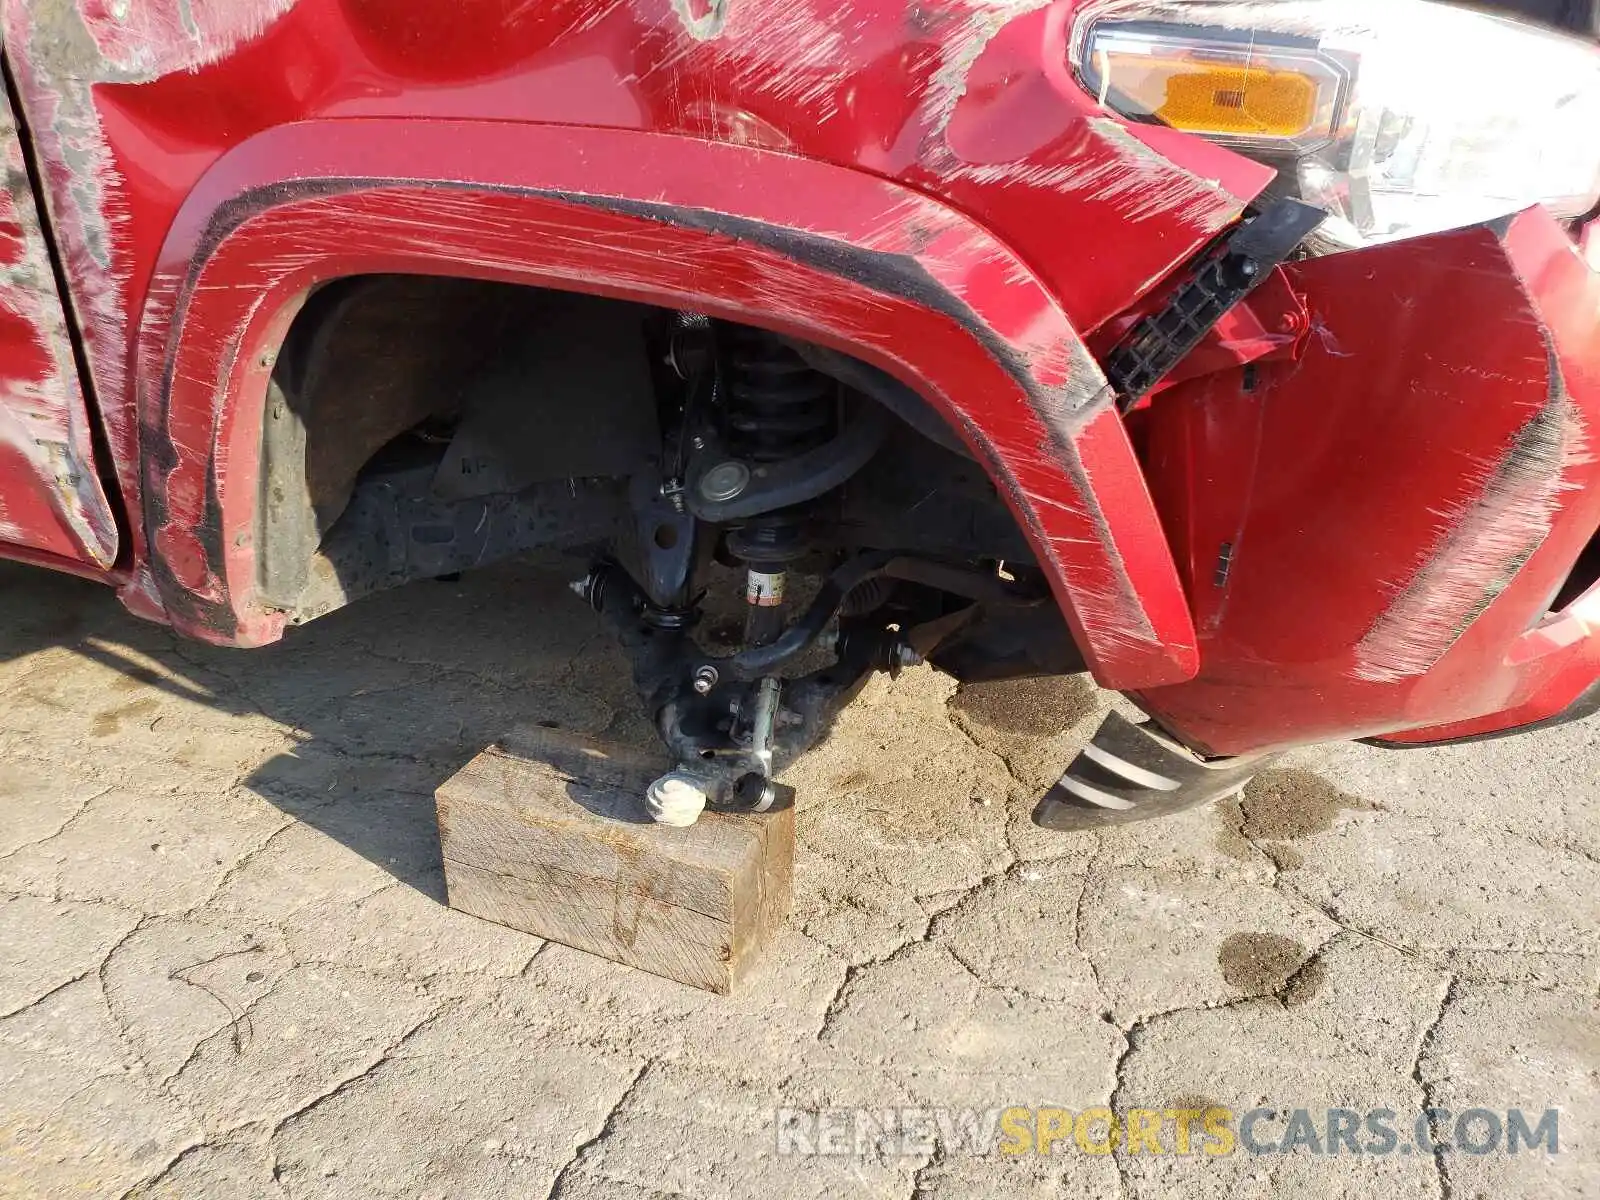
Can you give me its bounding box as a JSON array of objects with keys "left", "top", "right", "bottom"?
[
  {"left": 1057, "top": 776, "right": 1139, "bottom": 811},
  {"left": 1079, "top": 745, "right": 1181, "bottom": 792}
]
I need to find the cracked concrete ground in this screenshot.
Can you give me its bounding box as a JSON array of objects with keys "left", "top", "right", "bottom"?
[{"left": 1, "top": 555, "right": 1596, "bottom": 1198}]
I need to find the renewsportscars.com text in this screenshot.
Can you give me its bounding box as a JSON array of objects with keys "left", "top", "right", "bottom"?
[{"left": 774, "top": 1106, "right": 1560, "bottom": 1159}]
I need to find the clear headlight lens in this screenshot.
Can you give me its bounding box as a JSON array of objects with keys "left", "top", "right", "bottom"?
[{"left": 1073, "top": 0, "right": 1600, "bottom": 250}]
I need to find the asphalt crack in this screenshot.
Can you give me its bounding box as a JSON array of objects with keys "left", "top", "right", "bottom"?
[
  {"left": 189, "top": 820, "right": 296, "bottom": 912},
  {"left": 116, "top": 1140, "right": 206, "bottom": 1200},
  {"left": 545, "top": 1058, "right": 654, "bottom": 1199},
  {"left": 0, "top": 785, "right": 111, "bottom": 861},
  {"left": 1072, "top": 832, "right": 1115, "bottom": 1019},
  {"left": 0, "top": 968, "right": 99, "bottom": 1021},
  {"left": 1413, "top": 974, "right": 1460, "bottom": 1200},
  {"left": 943, "top": 706, "right": 1035, "bottom": 801},
  {"left": 262, "top": 999, "right": 460, "bottom": 1144},
  {"left": 817, "top": 938, "right": 927, "bottom": 1043},
  {"left": 814, "top": 854, "right": 1026, "bottom": 1041},
  {"left": 907, "top": 1139, "right": 946, "bottom": 1199}
]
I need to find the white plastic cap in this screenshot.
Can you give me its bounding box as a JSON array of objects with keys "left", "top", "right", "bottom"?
[{"left": 645, "top": 772, "right": 709, "bottom": 827}]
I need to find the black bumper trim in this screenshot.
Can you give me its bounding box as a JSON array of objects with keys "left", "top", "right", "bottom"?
[{"left": 1033, "top": 712, "right": 1275, "bottom": 831}]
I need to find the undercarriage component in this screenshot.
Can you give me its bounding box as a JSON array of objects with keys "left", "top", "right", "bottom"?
[
  {"left": 574, "top": 549, "right": 1027, "bottom": 817},
  {"left": 629, "top": 472, "right": 700, "bottom": 611},
  {"left": 929, "top": 601, "right": 1087, "bottom": 683},
  {"left": 787, "top": 340, "right": 971, "bottom": 458},
  {"left": 269, "top": 286, "right": 1080, "bottom": 820},
  {"left": 644, "top": 771, "right": 711, "bottom": 827},
  {"left": 686, "top": 396, "right": 892, "bottom": 524},
  {"left": 706, "top": 551, "right": 1039, "bottom": 683},
  {"left": 558, "top": 318, "right": 961, "bottom": 820},
  {"left": 258, "top": 278, "right": 1042, "bottom": 642},
  {"left": 574, "top": 560, "right": 850, "bottom": 813},
  {"left": 260, "top": 280, "right": 669, "bottom": 618},
  {"left": 834, "top": 424, "right": 1033, "bottom": 563},
  {"left": 273, "top": 455, "right": 626, "bottom": 620},
  {"left": 709, "top": 327, "right": 840, "bottom": 647},
  {"left": 1033, "top": 713, "right": 1274, "bottom": 831}
]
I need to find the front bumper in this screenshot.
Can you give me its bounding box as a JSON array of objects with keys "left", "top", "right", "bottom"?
[
  {"left": 1134, "top": 208, "right": 1600, "bottom": 756},
  {"left": 1372, "top": 678, "right": 1600, "bottom": 748}
]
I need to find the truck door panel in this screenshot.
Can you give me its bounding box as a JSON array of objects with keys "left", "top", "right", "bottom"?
[{"left": 0, "top": 86, "right": 116, "bottom": 570}]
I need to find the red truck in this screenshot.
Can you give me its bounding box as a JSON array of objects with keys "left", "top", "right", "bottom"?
[{"left": 2, "top": 0, "right": 1598, "bottom": 828}]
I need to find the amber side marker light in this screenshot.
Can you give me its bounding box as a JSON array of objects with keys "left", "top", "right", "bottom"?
[
  {"left": 1072, "top": 1, "right": 1600, "bottom": 250},
  {"left": 1081, "top": 27, "right": 1345, "bottom": 152},
  {"left": 1147, "top": 58, "right": 1321, "bottom": 139}
]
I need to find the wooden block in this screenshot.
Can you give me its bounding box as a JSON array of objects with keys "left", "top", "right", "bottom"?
[{"left": 435, "top": 726, "right": 793, "bottom": 994}]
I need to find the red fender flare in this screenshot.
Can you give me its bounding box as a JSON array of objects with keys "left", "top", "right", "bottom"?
[{"left": 134, "top": 119, "right": 1199, "bottom": 687}]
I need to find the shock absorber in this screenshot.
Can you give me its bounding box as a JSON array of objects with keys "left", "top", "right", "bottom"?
[{"left": 718, "top": 326, "right": 838, "bottom": 647}]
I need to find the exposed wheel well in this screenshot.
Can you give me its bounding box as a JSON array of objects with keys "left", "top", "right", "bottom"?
[{"left": 256, "top": 273, "right": 1083, "bottom": 680}]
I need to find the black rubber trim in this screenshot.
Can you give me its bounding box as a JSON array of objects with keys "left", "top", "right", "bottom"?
[{"left": 1033, "top": 712, "right": 1275, "bottom": 831}]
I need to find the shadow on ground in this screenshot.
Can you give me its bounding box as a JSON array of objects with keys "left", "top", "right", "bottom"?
[{"left": 0, "top": 554, "right": 649, "bottom": 902}]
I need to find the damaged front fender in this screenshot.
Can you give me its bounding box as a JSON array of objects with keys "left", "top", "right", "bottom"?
[{"left": 136, "top": 118, "right": 1207, "bottom": 686}]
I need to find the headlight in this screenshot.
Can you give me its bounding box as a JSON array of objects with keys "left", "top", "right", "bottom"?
[{"left": 1072, "top": 0, "right": 1600, "bottom": 250}]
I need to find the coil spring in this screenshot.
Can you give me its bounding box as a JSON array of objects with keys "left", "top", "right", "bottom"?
[{"left": 720, "top": 326, "right": 835, "bottom": 463}]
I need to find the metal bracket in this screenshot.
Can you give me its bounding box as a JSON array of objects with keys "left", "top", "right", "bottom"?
[
  {"left": 628, "top": 472, "right": 698, "bottom": 609},
  {"left": 1104, "top": 198, "right": 1327, "bottom": 411}
]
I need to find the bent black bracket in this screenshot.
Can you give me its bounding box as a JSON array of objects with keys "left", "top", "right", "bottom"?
[{"left": 1104, "top": 197, "right": 1327, "bottom": 411}]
